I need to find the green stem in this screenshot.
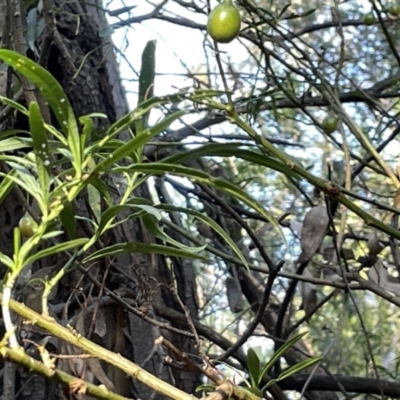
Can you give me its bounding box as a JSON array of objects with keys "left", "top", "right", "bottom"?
[
  {"left": 5, "top": 295, "right": 195, "bottom": 400},
  {"left": 2, "top": 271, "right": 19, "bottom": 349},
  {"left": 0, "top": 346, "right": 131, "bottom": 400},
  {"left": 230, "top": 110, "right": 400, "bottom": 240}
]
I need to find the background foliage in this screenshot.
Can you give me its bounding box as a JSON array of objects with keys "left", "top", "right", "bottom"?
[{"left": 1, "top": 0, "right": 400, "bottom": 399}]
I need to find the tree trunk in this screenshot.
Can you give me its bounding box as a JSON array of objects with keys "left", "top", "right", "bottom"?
[{"left": 0, "top": 0, "right": 201, "bottom": 398}]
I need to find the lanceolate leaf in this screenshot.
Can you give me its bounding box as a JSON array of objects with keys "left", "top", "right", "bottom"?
[
  {"left": 83, "top": 243, "right": 209, "bottom": 263},
  {"left": 258, "top": 331, "right": 308, "bottom": 385},
  {"left": 0, "top": 171, "right": 15, "bottom": 206},
  {"left": 0, "top": 95, "right": 29, "bottom": 115},
  {"left": 157, "top": 204, "right": 249, "bottom": 269},
  {"left": 263, "top": 356, "right": 323, "bottom": 389},
  {"left": 247, "top": 348, "right": 261, "bottom": 388},
  {"left": 23, "top": 238, "right": 89, "bottom": 266},
  {"left": 0, "top": 50, "right": 82, "bottom": 173},
  {"left": 94, "top": 204, "right": 145, "bottom": 241},
  {"left": 79, "top": 113, "right": 107, "bottom": 152},
  {"left": 104, "top": 89, "right": 224, "bottom": 141},
  {"left": 115, "top": 162, "right": 285, "bottom": 243},
  {"left": 95, "top": 110, "right": 187, "bottom": 172},
  {"left": 0, "top": 138, "right": 31, "bottom": 152},
  {"left": 0, "top": 169, "right": 44, "bottom": 210},
  {"left": 59, "top": 200, "right": 77, "bottom": 239},
  {"left": 0, "top": 252, "right": 14, "bottom": 269},
  {"left": 163, "top": 144, "right": 301, "bottom": 180},
  {"left": 28, "top": 102, "right": 50, "bottom": 209},
  {"left": 142, "top": 214, "right": 207, "bottom": 253},
  {"left": 88, "top": 183, "right": 102, "bottom": 224},
  {"left": 137, "top": 40, "right": 156, "bottom": 132},
  {"left": 88, "top": 176, "right": 112, "bottom": 207}
]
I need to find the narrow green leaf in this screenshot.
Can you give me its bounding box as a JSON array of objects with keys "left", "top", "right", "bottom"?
[
  {"left": 0, "top": 50, "right": 82, "bottom": 173},
  {"left": 258, "top": 332, "right": 308, "bottom": 385},
  {"left": 24, "top": 238, "right": 89, "bottom": 266},
  {"left": 28, "top": 102, "right": 50, "bottom": 208},
  {"left": 301, "top": 8, "right": 317, "bottom": 17},
  {"left": 95, "top": 204, "right": 142, "bottom": 240},
  {"left": 142, "top": 214, "right": 207, "bottom": 253},
  {"left": 0, "top": 252, "right": 14, "bottom": 269},
  {"left": 13, "top": 227, "right": 21, "bottom": 262},
  {"left": 59, "top": 200, "right": 77, "bottom": 239},
  {"left": 88, "top": 177, "right": 112, "bottom": 207},
  {"left": 41, "top": 230, "right": 65, "bottom": 240},
  {"left": 158, "top": 204, "right": 248, "bottom": 269},
  {"left": 136, "top": 204, "right": 163, "bottom": 220},
  {"left": 83, "top": 243, "right": 209, "bottom": 263},
  {"left": 95, "top": 110, "right": 187, "bottom": 172},
  {"left": 163, "top": 144, "right": 301, "bottom": 180},
  {"left": 0, "top": 168, "right": 44, "bottom": 211},
  {"left": 0, "top": 129, "right": 31, "bottom": 141},
  {"left": 80, "top": 115, "right": 94, "bottom": 153},
  {"left": 0, "top": 171, "right": 15, "bottom": 206},
  {"left": 0, "top": 138, "right": 31, "bottom": 152},
  {"left": 79, "top": 113, "right": 107, "bottom": 151},
  {"left": 0, "top": 155, "right": 35, "bottom": 168},
  {"left": 117, "top": 163, "right": 284, "bottom": 243},
  {"left": 88, "top": 184, "right": 101, "bottom": 223},
  {"left": 264, "top": 356, "right": 323, "bottom": 389},
  {"left": 247, "top": 348, "right": 261, "bottom": 388},
  {"left": 104, "top": 89, "right": 224, "bottom": 141},
  {"left": 0, "top": 95, "right": 29, "bottom": 115},
  {"left": 137, "top": 40, "right": 156, "bottom": 132}
]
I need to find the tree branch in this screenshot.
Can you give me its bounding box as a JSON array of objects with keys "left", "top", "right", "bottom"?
[{"left": 279, "top": 374, "right": 400, "bottom": 398}]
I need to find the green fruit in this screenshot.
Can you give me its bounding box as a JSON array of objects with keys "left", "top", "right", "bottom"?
[
  {"left": 363, "top": 12, "right": 376, "bottom": 25},
  {"left": 19, "top": 213, "right": 38, "bottom": 238},
  {"left": 321, "top": 116, "right": 338, "bottom": 134},
  {"left": 207, "top": 0, "right": 241, "bottom": 44},
  {"left": 389, "top": 4, "right": 400, "bottom": 16}
]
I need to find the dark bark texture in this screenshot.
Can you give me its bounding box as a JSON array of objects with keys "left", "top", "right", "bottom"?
[{"left": 0, "top": 0, "right": 201, "bottom": 398}]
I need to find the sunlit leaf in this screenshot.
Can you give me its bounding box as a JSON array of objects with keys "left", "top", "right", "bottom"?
[
  {"left": 0, "top": 252, "right": 14, "bottom": 269},
  {"left": 258, "top": 331, "right": 308, "bottom": 385},
  {"left": 103, "top": 89, "right": 224, "bottom": 140},
  {"left": 0, "top": 50, "right": 82, "bottom": 174},
  {"left": 79, "top": 113, "right": 107, "bottom": 152},
  {"left": 0, "top": 138, "right": 31, "bottom": 152},
  {"left": 29, "top": 102, "right": 50, "bottom": 210},
  {"left": 0, "top": 95, "right": 29, "bottom": 115},
  {"left": 263, "top": 356, "right": 323, "bottom": 389},
  {"left": 23, "top": 238, "right": 89, "bottom": 266},
  {"left": 95, "top": 110, "right": 187, "bottom": 172}
]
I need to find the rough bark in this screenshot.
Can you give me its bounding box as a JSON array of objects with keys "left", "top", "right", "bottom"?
[{"left": 0, "top": 0, "right": 201, "bottom": 398}]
